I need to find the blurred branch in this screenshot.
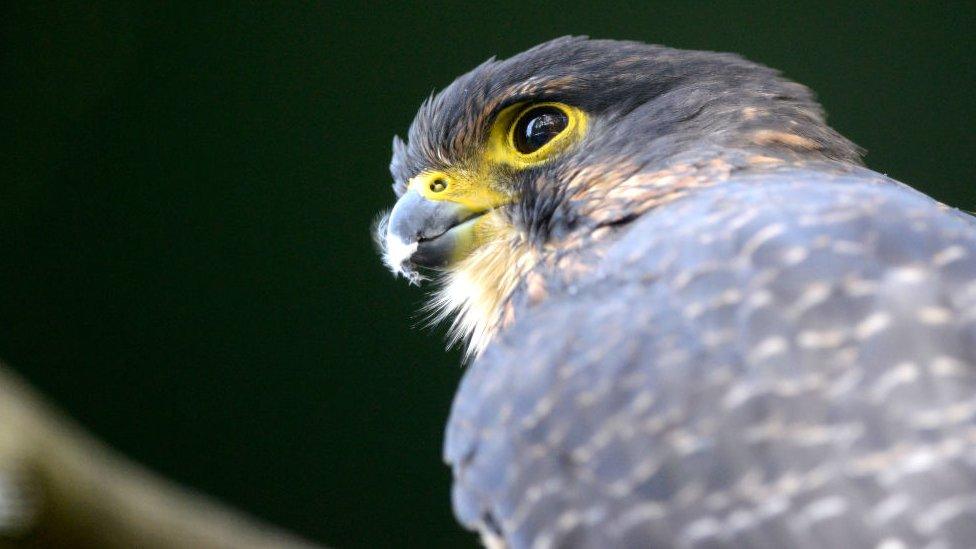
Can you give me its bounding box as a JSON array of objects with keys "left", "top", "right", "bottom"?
[{"left": 0, "top": 363, "right": 321, "bottom": 548}]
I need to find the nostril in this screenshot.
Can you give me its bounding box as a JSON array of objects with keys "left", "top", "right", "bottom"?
[{"left": 429, "top": 179, "right": 448, "bottom": 193}]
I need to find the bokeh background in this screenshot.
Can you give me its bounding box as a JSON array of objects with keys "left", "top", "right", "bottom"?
[{"left": 1, "top": 2, "right": 973, "bottom": 547}]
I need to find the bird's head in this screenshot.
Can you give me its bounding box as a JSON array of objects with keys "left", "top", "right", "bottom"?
[{"left": 376, "top": 37, "right": 861, "bottom": 355}]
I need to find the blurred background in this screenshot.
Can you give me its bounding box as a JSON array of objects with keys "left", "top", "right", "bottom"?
[{"left": 1, "top": 2, "right": 973, "bottom": 547}]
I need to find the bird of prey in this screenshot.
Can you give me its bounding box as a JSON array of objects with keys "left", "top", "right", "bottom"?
[{"left": 377, "top": 37, "right": 976, "bottom": 548}]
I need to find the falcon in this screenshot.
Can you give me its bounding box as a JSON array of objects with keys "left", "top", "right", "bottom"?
[{"left": 376, "top": 37, "right": 976, "bottom": 548}]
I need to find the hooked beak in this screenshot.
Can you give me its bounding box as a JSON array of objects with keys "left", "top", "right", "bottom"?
[{"left": 383, "top": 189, "right": 486, "bottom": 279}]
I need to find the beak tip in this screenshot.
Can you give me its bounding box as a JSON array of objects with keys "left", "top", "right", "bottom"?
[
  {"left": 383, "top": 230, "right": 430, "bottom": 285},
  {"left": 383, "top": 228, "right": 415, "bottom": 262}
]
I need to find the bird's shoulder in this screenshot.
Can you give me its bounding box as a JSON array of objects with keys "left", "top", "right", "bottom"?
[{"left": 445, "top": 167, "right": 976, "bottom": 547}]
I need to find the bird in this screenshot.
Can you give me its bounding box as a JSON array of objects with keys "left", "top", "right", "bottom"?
[{"left": 376, "top": 36, "right": 976, "bottom": 548}]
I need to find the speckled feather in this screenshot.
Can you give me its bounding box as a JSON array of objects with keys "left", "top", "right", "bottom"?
[{"left": 446, "top": 169, "right": 976, "bottom": 548}]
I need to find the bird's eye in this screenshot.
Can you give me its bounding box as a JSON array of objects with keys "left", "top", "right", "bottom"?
[
  {"left": 488, "top": 101, "right": 585, "bottom": 168},
  {"left": 512, "top": 106, "right": 570, "bottom": 154}
]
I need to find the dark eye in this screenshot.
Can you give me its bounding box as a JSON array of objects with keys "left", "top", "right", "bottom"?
[{"left": 513, "top": 106, "right": 569, "bottom": 154}]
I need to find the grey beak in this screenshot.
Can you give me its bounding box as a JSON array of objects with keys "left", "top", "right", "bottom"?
[{"left": 385, "top": 190, "right": 478, "bottom": 270}]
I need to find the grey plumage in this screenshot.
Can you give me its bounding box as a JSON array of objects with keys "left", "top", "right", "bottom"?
[
  {"left": 380, "top": 37, "right": 976, "bottom": 548},
  {"left": 447, "top": 168, "right": 976, "bottom": 548}
]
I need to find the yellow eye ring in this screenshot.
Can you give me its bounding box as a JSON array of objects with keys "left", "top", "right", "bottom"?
[{"left": 486, "top": 101, "right": 587, "bottom": 169}]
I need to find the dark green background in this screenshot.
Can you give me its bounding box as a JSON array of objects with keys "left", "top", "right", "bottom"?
[{"left": 2, "top": 2, "right": 973, "bottom": 547}]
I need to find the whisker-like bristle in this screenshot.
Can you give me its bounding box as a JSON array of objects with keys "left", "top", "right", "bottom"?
[
  {"left": 417, "top": 231, "right": 535, "bottom": 360},
  {"left": 374, "top": 209, "right": 428, "bottom": 285},
  {"left": 372, "top": 210, "right": 393, "bottom": 268}
]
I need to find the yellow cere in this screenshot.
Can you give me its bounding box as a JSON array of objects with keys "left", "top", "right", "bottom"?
[{"left": 407, "top": 169, "right": 510, "bottom": 210}]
